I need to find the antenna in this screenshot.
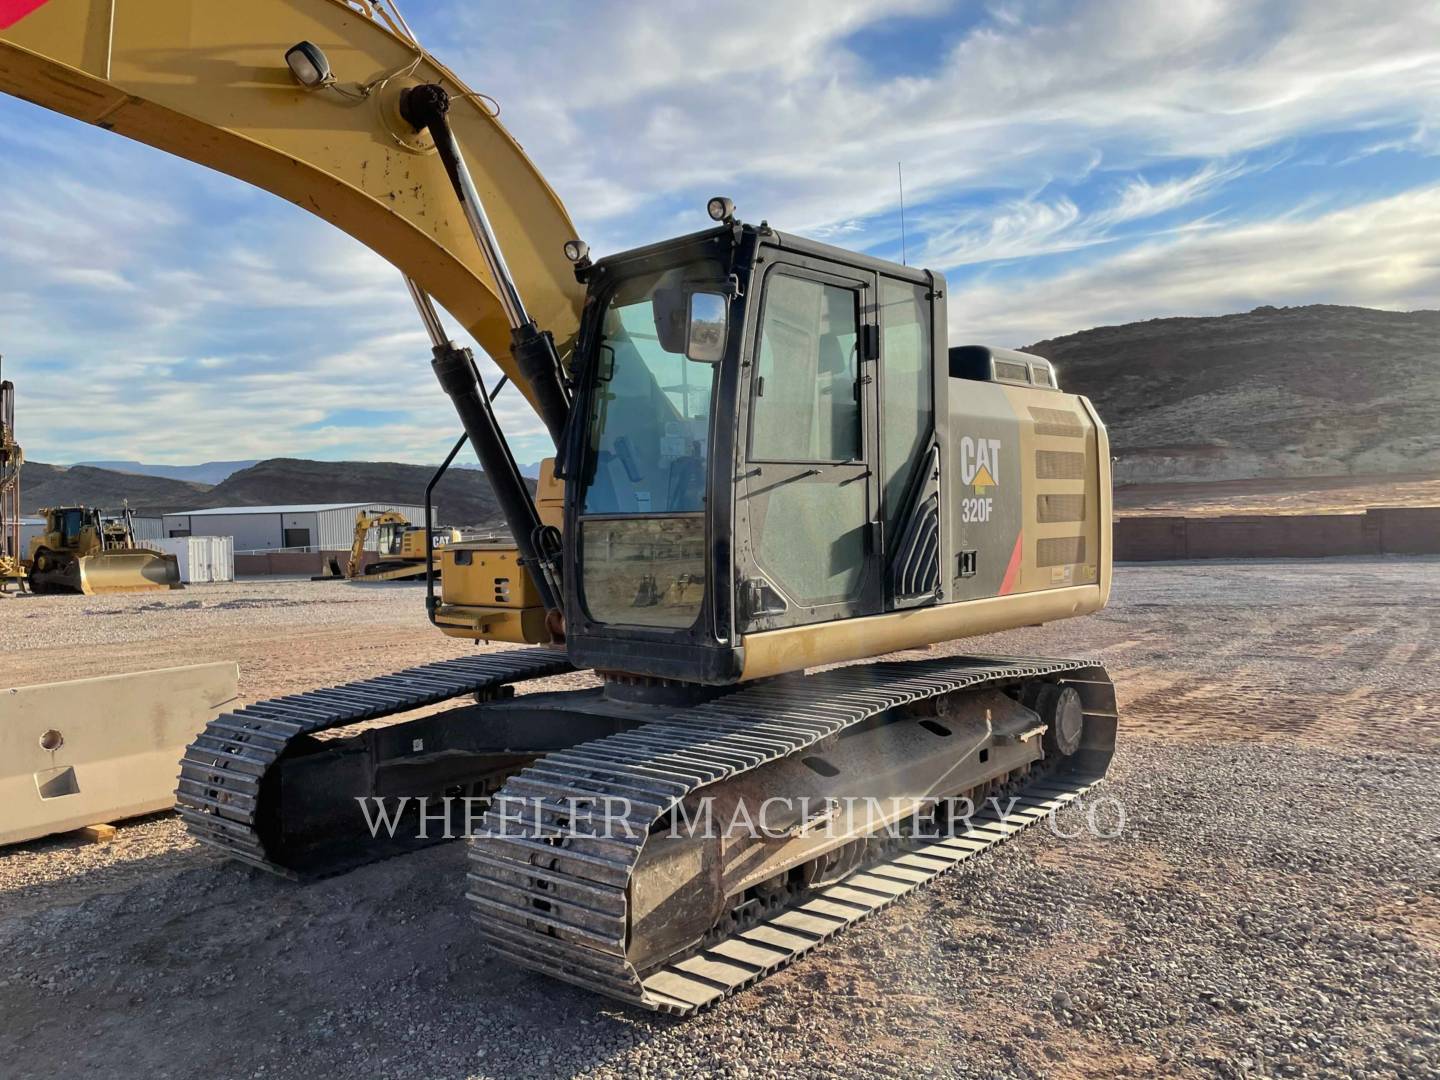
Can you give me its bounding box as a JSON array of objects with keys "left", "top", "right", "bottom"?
[{"left": 897, "top": 162, "right": 908, "bottom": 267}]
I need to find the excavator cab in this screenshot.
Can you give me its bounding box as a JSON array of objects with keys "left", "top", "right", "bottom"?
[{"left": 558, "top": 224, "right": 947, "bottom": 683}]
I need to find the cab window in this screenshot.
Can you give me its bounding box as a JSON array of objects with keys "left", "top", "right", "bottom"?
[{"left": 750, "top": 274, "right": 860, "bottom": 462}]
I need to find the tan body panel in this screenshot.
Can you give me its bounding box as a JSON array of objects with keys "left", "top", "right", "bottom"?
[
  {"left": 1001, "top": 386, "right": 1106, "bottom": 596},
  {"left": 738, "top": 583, "right": 1103, "bottom": 681},
  {"left": 1, "top": 662, "right": 238, "bottom": 846},
  {"left": 0, "top": 0, "right": 584, "bottom": 411},
  {"left": 740, "top": 383, "right": 1111, "bottom": 681}
]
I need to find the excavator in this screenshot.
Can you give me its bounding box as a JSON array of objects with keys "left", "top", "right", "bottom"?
[
  {"left": 1, "top": 1, "right": 1117, "bottom": 1013},
  {"left": 26, "top": 503, "right": 182, "bottom": 594},
  {"left": 317, "top": 509, "right": 460, "bottom": 583}
]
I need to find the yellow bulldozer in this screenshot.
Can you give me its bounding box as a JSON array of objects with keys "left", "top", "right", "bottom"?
[
  {"left": 27, "top": 505, "right": 181, "bottom": 595},
  {"left": 2, "top": 1, "right": 1117, "bottom": 1013},
  {"left": 318, "top": 509, "right": 460, "bottom": 583}
]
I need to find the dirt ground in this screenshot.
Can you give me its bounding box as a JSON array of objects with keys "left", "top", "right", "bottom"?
[{"left": 2, "top": 565, "right": 1438, "bottom": 1079}]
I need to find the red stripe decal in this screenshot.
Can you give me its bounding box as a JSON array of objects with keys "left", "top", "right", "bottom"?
[
  {"left": 998, "top": 531, "right": 1023, "bottom": 595},
  {"left": 0, "top": 0, "right": 51, "bottom": 30}
]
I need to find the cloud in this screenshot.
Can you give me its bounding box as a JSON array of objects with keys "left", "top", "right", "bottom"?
[
  {"left": 440, "top": 0, "right": 1440, "bottom": 250},
  {"left": 947, "top": 182, "right": 1440, "bottom": 345}
]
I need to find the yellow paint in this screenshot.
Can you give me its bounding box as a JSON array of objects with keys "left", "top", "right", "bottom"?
[
  {"left": 971, "top": 463, "right": 996, "bottom": 492},
  {"left": 438, "top": 542, "right": 549, "bottom": 642},
  {"left": 434, "top": 604, "right": 550, "bottom": 644},
  {"left": 537, "top": 457, "right": 565, "bottom": 533}
]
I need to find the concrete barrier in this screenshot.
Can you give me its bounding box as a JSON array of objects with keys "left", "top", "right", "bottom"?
[
  {"left": 1116, "top": 506, "right": 1440, "bottom": 561},
  {"left": 2, "top": 663, "right": 239, "bottom": 846}
]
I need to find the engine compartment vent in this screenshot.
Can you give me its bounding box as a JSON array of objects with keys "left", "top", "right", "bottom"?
[{"left": 948, "top": 345, "right": 1060, "bottom": 391}]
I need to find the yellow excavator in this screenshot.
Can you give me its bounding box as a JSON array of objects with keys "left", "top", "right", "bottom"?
[
  {"left": 318, "top": 509, "right": 460, "bottom": 582},
  {"left": 26, "top": 504, "right": 182, "bottom": 594},
  {"left": 2, "top": 1, "right": 1117, "bottom": 1013}
]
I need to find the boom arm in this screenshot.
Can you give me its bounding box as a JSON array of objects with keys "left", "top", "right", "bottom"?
[{"left": 0, "top": 0, "right": 585, "bottom": 420}]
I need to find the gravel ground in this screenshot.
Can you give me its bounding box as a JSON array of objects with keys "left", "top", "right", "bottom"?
[{"left": 2, "top": 559, "right": 1438, "bottom": 1079}]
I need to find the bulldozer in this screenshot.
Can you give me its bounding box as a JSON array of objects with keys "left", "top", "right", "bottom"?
[
  {"left": 1, "top": 1, "right": 1117, "bottom": 1013},
  {"left": 317, "top": 509, "right": 460, "bottom": 583},
  {"left": 26, "top": 504, "right": 182, "bottom": 595}
]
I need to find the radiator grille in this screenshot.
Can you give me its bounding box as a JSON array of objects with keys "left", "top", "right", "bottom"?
[
  {"left": 1037, "top": 535, "right": 1086, "bottom": 566},
  {"left": 1037, "top": 494, "right": 1086, "bottom": 523},
  {"left": 1036, "top": 450, "right": 1086, "bottom": 480},
  {"left": 1029, "top": 406, "right": 1085, "bottom": 438}
]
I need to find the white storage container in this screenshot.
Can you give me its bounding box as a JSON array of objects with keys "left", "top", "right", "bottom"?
[{"left": 143, "top": 536, "right": 234, "bottom": 583}]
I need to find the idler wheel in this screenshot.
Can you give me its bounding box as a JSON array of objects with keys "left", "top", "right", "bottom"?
[{"left": 1035, "top": 684, "right": 1085, "bottom": 757}]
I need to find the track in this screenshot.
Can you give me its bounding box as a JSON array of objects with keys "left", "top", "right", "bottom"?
[
  {"left": 466, "top": 654, "right": 1116, "bottom": 1013},
  {"left": 175, "top": 648, "right": 574, "bottom": 876}
]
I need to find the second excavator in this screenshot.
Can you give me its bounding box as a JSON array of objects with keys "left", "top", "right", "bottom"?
[
  {"left": 1, "top": 1, "right": 1117, "bottom": 1013},
  {"left": 316, "top": 509, "right": 459, "bottom": 583}
]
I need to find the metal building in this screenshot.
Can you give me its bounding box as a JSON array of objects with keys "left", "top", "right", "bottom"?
[
  {"left": 161, "top": 503, "right": 429, "bottom": 553},
  {"left": 129, "top": 516, "right": 164, "bottom": 542},
  {"left": 18, "top": 516, "right": 44, "bottom": 552}
]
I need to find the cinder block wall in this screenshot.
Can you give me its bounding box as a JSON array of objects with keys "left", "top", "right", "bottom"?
[{"left": 1116, "top": 506, "right": 1440, "bottom": 561}]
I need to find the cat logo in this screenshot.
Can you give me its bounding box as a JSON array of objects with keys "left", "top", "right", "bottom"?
[{"left": 960, "top": 436, "right": 1002, "bottom": 492}]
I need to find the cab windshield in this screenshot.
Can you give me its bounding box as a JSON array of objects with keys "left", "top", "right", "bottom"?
[
  {"left": 579, "top": 262, "right": 724, "bottom": 514},
  {"left": 577, "top": 260, "right": 728, "bottom": 629}
]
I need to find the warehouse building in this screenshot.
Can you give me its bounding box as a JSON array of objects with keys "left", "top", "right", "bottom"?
[{"left": 161, "top": 502, "right": 428, "bottom": 553}]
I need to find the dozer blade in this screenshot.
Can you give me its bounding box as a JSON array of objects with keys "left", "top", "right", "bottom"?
[
  {"left": 1, "top": 662, "right": 239, "bottom": 846},
  {"left": 467, "top": 655, "right": 1118, "bottom": 1013},
  {"left": 75, "top": 549, "right": 182, "bottom": 594}
]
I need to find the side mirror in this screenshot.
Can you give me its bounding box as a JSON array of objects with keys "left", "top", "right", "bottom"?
[{"left": 686, "top": 291, "right": 727, "bottom": 363}]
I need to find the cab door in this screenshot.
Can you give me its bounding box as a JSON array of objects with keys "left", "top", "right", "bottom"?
[{"left": 734, "top": 255, "right": 882, "bottom": 631}]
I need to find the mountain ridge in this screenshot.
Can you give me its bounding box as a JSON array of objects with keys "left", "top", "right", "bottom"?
[
  {"left": 1023, "top": 304, "right": 1440, "bottom": 485},
  {"left": 21, "top": 457, "right": 521, "bottom": 527},
  {"left": 21, "top": 304, "right": 1438, "bottom": 520}
]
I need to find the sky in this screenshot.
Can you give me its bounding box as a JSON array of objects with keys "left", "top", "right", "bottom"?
[{"left": 1, "top": 0, "right": 1438, "bottom": 467}]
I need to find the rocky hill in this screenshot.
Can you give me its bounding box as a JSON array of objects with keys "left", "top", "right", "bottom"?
[
  {"left": 21, "top": 462, "right": 210, "bottom": 516},
  {"left": 21, "top": 457, "right": 518, "bottom": 526},
  {"left": 203, "top": 458, "right": 520, "bottom": 527},
  {"left": 1025, "top": 305, "right": 1440, "bottom": 485}
]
